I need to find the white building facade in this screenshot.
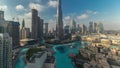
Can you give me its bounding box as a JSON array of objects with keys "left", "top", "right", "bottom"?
[
  {"left": 26, "top": 52, "right": 56, "bottom": 68},
  {"left": 0, "top": 33, "right": 12, "bottom": 68},
  {"left": 27, "top": 52, "right": 47, "bottom": 68}
]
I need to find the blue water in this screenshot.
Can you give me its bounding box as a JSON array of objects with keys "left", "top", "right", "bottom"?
[
  {"left": 15, "top": 48, "right": 29, "bottom": 68},
  {"left": 15, "top": 41, "right": 87, "bottom": 68},
  {"left": 53, "top": 41, "right": 87, "bottom": 68}
]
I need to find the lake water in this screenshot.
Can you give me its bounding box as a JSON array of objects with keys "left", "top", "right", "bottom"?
[{"left": 15, "top": 41, "right": 87, "bottom": 68}]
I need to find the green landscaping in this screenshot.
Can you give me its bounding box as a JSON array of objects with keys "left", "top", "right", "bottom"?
[{"left": 26, "top": 48, "right": 43, "bottom": 61}]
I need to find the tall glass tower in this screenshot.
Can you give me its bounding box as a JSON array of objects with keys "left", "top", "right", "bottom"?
[
  {"left": 0, "top": 33, "right": 12, "bottom": 68},
  {"left": 56, "top": 0, "right": 64, "bottom": 40},
  {"left": 0, "top": 10, "right": 12, "bottom": 68},
  {"left": 0, "top": 11, "right": 5, "bottom": 33}
]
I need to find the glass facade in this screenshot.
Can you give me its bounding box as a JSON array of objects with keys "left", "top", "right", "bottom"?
[
  {"left": 0, "top": 26, "right": 4, "bottom": 33},
  {"left": 0, "top": 33, "right": 12, "bottom": 68},
  {"left": 0, "top": 11, "right": 13, "bottom": 68},
  {"left": 0, "top": 11, "right": 4, "bottom": 21}
]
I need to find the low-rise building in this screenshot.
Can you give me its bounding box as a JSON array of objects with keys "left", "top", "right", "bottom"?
[
  {"left": 27, "top": 52, "right": 47, "bottom": 68},
  {"left": 108, "top": 35, "right": 120, "bottom": 45},
  {"left": 20, "top": 39, "right": 37, "bottom": 46},
  {"left": 100, "top": 39, "right": 112, "bottom": 45},
  {"left": 26, "top": 51, "right": 56, "bottom": 68},
  {"left": 44, "top": 56, "right": 56, "bottom": 68}
]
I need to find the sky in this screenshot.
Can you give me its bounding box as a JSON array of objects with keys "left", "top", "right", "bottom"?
[{"left": 0, "top": 0, "right": 120, "bottom": 30}]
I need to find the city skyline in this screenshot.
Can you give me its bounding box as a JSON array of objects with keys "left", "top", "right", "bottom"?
[{"left": 0, "top": 0, "right": 120, "bottom": 30}]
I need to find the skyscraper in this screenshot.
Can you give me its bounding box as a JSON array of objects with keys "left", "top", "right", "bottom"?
[
  {"left": 77, "top": 24, "right": 82, "bottom": 32},
  {"left": 22, "top": 19, "right": 25, "bottom": 28},
  {"left": 25, "top": 28, "right": 31, "bottom": 38},
  {"left": 64, "top": 24, "right": 70, "bottom": 34},
  {"left": 88, "top": 21, "right": 98, "bottom": 34},
  {"left": 44, "top": 23, "right": 48, "bottom": 36},
  {"left": 81, "top": 24, "right": 87, "bottom": 35},
  {"left": 0, "top": 10, "right": 4, "bottom": 21},
  {"left": 21, "top": 19, "right": 27, "bottom": 39},
  {"left": 97, "top": 22, "right": 104, "bottom": 33},
  {"left": 56, "top": 0, "right": 64, "bottom": 40},
  {"left": 7, "top": 21, "right": 20, "bottom": 49},
  {"left": 0, "top": 10, "right": 12, "bottom": 68},
  {"left": 0, "top": 11, "right": 7, "bottom": 33},
  {"left": 71, "top": 19, "right": 76, "bottom": 34},
  {"left": 93, "top": 23, "right": 97, "bottom": 33},
  {"left": 0, "top": 33, "right": 12, "bottom": 68},
  {"left": 88, "top": 21, "right": 94, "bottom": 34},
  {"left": 38, "top": 18, "right": 44, "bottom": 41},
  {"left": 31, "top": 9, "right": 38, "bottom": 39},
  {"left": 31, "top": 9, "right": 44, "bottom": 41}
]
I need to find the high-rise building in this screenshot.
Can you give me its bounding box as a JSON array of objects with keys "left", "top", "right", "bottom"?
[
  {"left": 88, "top": 21, "right": 98, "bottom": 34},
  {"left": 0, "top": 11, "right": 7, "bottom": 33},
  {"left": 0, "top": 33, "right": 12, "bottom": 68},
  {"left": 77, "top": 24, "right": 82, "bottom": 32},
  {"left": 93, "top": 23, "right": 97, "bottom": 33},
  {"left": 88, "top": 21, "right": 94, "bottom": 34},
  {"left": 31, "top": 9, "right": 44, "bottom": 40},
  {"left": 97, "top": 22, "right": 104, "bottom": 33},
  {"left": 25, "top": 28, "right": 31, "bottom": 38},
  {"left": 0, "top": 10, "right": 4, "bottom": 21},
  {"left": 56, "top": 0, "right": 64, "bottom": 40},
  {"left": 38, "top": 18, "right": 44, "bottom": 41},
  {"left": 44, "top": 23, "right": 48, "bottom": 36},
  {"left": 20, "top": 19, "right": 31, "bottom": 39},
  {"left": 7, "top": 21, "right": 20, "bottom": 49},
  {"left": 31, "top": 9, "right": 38, "bottom": 39},
  {"left": 21, "top": 19, "right": 27, "bottom": 39},
  {"left": 81, "top": 24, "right": 87, "bottom": 35},
  {"left": 64, "top": 24, "right": 70, "bottom": 34},
  {"left": 71, "top": 19, "right": 76, "bottom": 34},
  {"left": 0, "top": 10, "right": 12, "bottom": 68}
]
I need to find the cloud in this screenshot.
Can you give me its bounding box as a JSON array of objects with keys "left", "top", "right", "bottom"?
[
  {"left": 77, "top": 14, "right": 89, "bottom": 20},
  {"left": 53, "top": 14, "right": 57, "bottom": 18},
  {"left": 47, "top": 19, "right": 56, "bottom": 30},
  {"left": 86, "top": 10, "right": 93, "bottom": 14},
  {"left": 86, "top": 10, "right": 98, "bottom": 15},
  {"left": 48, "top": 0, "right": 58, "bottom": 8},
  {"left": 16, "top": 4, "right": 24, "bottom": 11},
  {"left": 77, "top": 10, "right": 98, "bottom": 20},
  {"left": 18, "top": 12, "right": 32, "bottom": 28},
  {"left": 35, "top": 0, "right": 41, "bottom": 3},
  {"left": 29, "top": 3, "right": 45, "bottom": 12},
  {"left": 63, "top": 16, "right": 71, "bottom": 25},
  {"left": 64, "top": 16, "right": 71, "bottom": 20},
  {"left": 17, "top": 12, "right": 32, "bottom": 20},
  {"left": 0, "top": 5, "right": 8, "bottom": 11},
  {"left": 24, "top": 12, "right": 32, "bottom": 19},
  {"left": 93, "top": 11, "right": 98, "bottom": 14}
]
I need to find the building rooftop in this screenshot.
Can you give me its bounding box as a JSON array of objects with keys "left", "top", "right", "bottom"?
[
  {"left": 20, "top": 39, "right": 35, "bottom": 41},
  {"left": 29, "top": 52, "right": 45, "bottom": 63},
  {"left": 45, "top": 56, "right": 55, "bottom": 63},
  {"left": 8, "top": 21, "right": 20, "bottom": 25}
]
